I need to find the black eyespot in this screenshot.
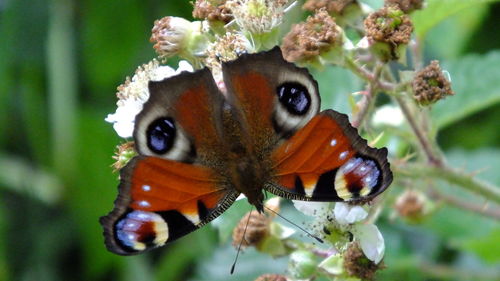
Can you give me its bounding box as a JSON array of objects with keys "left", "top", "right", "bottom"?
[
  {"left": 146, "top": 117, "right": 176, "bottom": 154},
  {"left": 277, "top": 82, "right": 311, "bottom": 115}
]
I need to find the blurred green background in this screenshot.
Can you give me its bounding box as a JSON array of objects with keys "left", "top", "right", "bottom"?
[{"left": 1, "top": 0, "right": 499, "bottom": 280}]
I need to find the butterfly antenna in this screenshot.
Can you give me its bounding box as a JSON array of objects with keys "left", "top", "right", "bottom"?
[
  {"left": 264, "top": 206, "right": 324, "bottom": 244},
  {"left": 230, "top": 206, "right": 253, "bottom": 274}
]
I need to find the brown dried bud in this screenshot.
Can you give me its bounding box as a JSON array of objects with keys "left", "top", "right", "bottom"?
[
  {"left": 254, "top": 273, "right": 288, "bottom": 281},
  {"left": 394, "top": 189, "right": 426, "bottom": 219},
  {"left": 281, "top": 8, "right": 342, "bottom": 62},
  {"left": 343, "top": 243, "right": 383, "bottom": 281},
  {"left": 112, "top": 142, "right": 136, "bottom": 172},
  {"left": 412, "top": 60, "right": 454, "bottom": 106},
  {"left": 364, "top": 6, "right": 413, "bottom": 45},
  {"left": 303, "top": 0, "right": 356, "bottom": 14},
  {"left": 192, "top": 0, "right": 233, "bottom": 23},
  {"left": 232, "top": 210, "right": 269, "bottom": 248},
  {"left": 384, "top": 0, "right": 424, "bottom": 13}
]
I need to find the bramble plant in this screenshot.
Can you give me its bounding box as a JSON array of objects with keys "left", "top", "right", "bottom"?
[{"left": 101, "top": 0, "right": 500, "bottom": 280}]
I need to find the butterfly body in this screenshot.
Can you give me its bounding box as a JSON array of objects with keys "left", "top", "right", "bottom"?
[{"left": 101, "top": 47, "right": 393, "bottom": 255}]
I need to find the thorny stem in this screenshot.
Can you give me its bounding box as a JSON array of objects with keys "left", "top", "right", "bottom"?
[
  {"left": 344, "top": 56, "right": 500, "bottom": 210},
  {"left": 428, "top": 188, "right": 500, "bottom": 220},
  {"left": 395, "top": 95, "right": 443, "bottom": 166},
  {"left": 351, "top": 63, "right": 383, "bottom": 128},
  {"left": 395, "top": 163, "right": 500, "bottom": 205},
  {"left": 344, "top": 56, "right": 395, "bottom": 92}
]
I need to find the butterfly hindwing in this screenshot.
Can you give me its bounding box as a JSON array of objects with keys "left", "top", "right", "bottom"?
[
  {"left": 100, "top": 156, "right": 239, "bottom": 255},
  {"left": 267, "top": 110, "right": 392, "bottom": 202}
]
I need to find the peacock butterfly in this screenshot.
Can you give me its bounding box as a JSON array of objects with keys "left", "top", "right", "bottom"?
[{"left": 100, "top": 47, "right": 393, "bottom": 255}]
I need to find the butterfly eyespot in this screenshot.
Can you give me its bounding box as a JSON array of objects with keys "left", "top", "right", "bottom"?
[
  {"left": 277, "top": 82, "right": 311, "bottom": 115},
  {"left": 146, "top": 117, "right": 176, "bottom": 154}
]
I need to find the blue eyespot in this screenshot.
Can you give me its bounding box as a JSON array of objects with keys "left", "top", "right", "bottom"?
[
  {"left": 277, "top": 82, "right": 311, "bottom": 115},
  {"left": 146, "top": 117, "right": 176, "bottom": 154}
]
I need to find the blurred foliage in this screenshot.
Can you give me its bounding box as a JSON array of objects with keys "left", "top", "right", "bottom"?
[{"left": 0, "top": 0, "right": 499, "bottom": 281}]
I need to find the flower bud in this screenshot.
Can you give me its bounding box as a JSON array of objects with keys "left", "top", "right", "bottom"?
[
  {"left": 364, "top": 6, "right": 413, "bottom": 61},
  {"left": 192, "top": 0, "right": 233, "bottom": 23},
  {"left": 226, "top": 0, "right": 288, "bottom": 35},
  {"left": 384, "top": 0, "right": 424, "bottom": 13},
  {"left": 343, "top": 242, "right": 382, "bottom": 281},
  {"left": 232, "top": 210, "right": 269, "bottom": 248},
  {"left": 394, "top": 189, "right": 431, "bottom": 222},
  {"left": 254, "top": 274, "right": 287, "bottom": 281},
  {"left": 150, "top": 16, "right": 210, "bottom": 63},
  {"left": 303, "top": 0, "right": 357, "bottom": 15},
  {"left": 112, "top": 142, "right": 136, "bottom": 171},
  {"left": 204, "top": 32, "right": 253, "bottom": 90},
  {"left": 281, "top": 8, "right": 345, "bottom": 65},
  {"left": 288, "top": 250, "right": 318, "bottom": 279},
  {"left": 412, "top": 60, "right": 454, "bottom": 106}
]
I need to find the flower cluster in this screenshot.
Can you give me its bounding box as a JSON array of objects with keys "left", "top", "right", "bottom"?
[
  {"left": 384, "top": 0, "right": 424, "bottom": 13},
  {"left": 364, "top": 6, "right": 413, "bottom": 61},
  {"left": 105, "top": 59, "right": 193, "bottom": 138},
  {"left": 303, "top": 0, "right": 357, "bottom": 15},
  {"left": 192, "top": 0, "right": 233, "bottom": 23},
  {"left": 281, "top": 8, "right": 343, "bottom": 64},
  {"left": 412, "top": 60, "right": 454, "bottom": 106}
]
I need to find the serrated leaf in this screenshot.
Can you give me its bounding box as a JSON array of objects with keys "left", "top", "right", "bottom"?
[
  {"left": 412, "top": 0, "right": 500, "bottom": 39},
  {"left": 432, "top": 50, "right": 500, "bottom": 128}
]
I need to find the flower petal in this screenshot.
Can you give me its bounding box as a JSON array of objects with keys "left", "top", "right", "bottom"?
[
  {"left": 334, "top": 203, "right": 368, "bottom": 225},
  {"left": 352, "top": 224, "right": 385, "bottom": 264},
  {"left": 293, "top": 201, "right": 329, "bottom": 217}
]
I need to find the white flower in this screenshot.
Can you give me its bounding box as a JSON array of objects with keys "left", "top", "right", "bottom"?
[
  {"left": 372, "top": 104, "right": 404, "bottom": 127},
  {"left": 292, "top": 200, "right": 330, "bottom": 217},
  {"left": 333, "top": 202, "right": 368, "bottom": 225},
  {"left": 333, "top": 203, "right": 385, "bottom": 264},
  {"left": 106, "top": 60, "right": 193, "bottom": 138},
  {"left": 226, "top": 0, "right": 289, "bottom": 34},
  {"left": 351, "top": 224, "right": 385, "bottom": 264},
  {"left": 294, "top": 202, "right": 385, "bottom": 264},
  {"left": 151, "top": 16, "right": 209, "bottom": 59}
]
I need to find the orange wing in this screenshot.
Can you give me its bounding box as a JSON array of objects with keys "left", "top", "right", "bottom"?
[
  {"left": 266, "top": 110, "right": 392, "bottom": 202},
  {"left": 100, "top": 156, "right": 238, "bottom": 255}
]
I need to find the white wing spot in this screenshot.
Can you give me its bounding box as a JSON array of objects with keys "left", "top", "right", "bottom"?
[
  {"left": 339, "top": 151, "right": 349, "bottom": 160},
  {"left": 142, "top": 185, "right": 151, "bottom": 192},
  {"left": 330, "top": 139, "right": 337, "bottom": 146},
  {"left": 138, "top": 200, "right": 151, "bottom": 208}
]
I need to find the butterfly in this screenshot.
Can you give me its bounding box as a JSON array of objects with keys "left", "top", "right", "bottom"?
[{"left": 100, "top": 47, "right": 393, "bottom": 255}]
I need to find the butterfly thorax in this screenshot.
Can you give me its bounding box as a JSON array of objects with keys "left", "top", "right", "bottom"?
[{"left": 221, "top": 108, "right": 270, "bottom": 212}]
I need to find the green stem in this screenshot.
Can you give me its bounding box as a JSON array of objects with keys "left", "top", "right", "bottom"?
[
  {"left": 47, "top": 0, "right": 77, "bottom": 178},
  {"left": 395, "top": 96, "right": 443, "bottom": 165},
  {"left": 396, "top": 163, "right": 500, "bottom": 205}
]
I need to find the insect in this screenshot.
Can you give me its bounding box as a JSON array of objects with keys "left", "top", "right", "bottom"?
[{"left": 100, "top": 47, "right": 393, "bottom": 255}]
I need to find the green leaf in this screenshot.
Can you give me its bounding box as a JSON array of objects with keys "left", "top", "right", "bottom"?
[
  {"left": 312, "top": 66, "right": 363, "bottom": 115},
  {"left": 461, "top": 228, "right": 500, "bottom": 263},
  {"left": 432, "top": 50, "right": 500, "bottom": 128},
  {"left": 411, "top": 0, "right": 500, "bottom": 39},
  {"left": 425, "top": 3, "right": 489, "bottom": 60}
]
